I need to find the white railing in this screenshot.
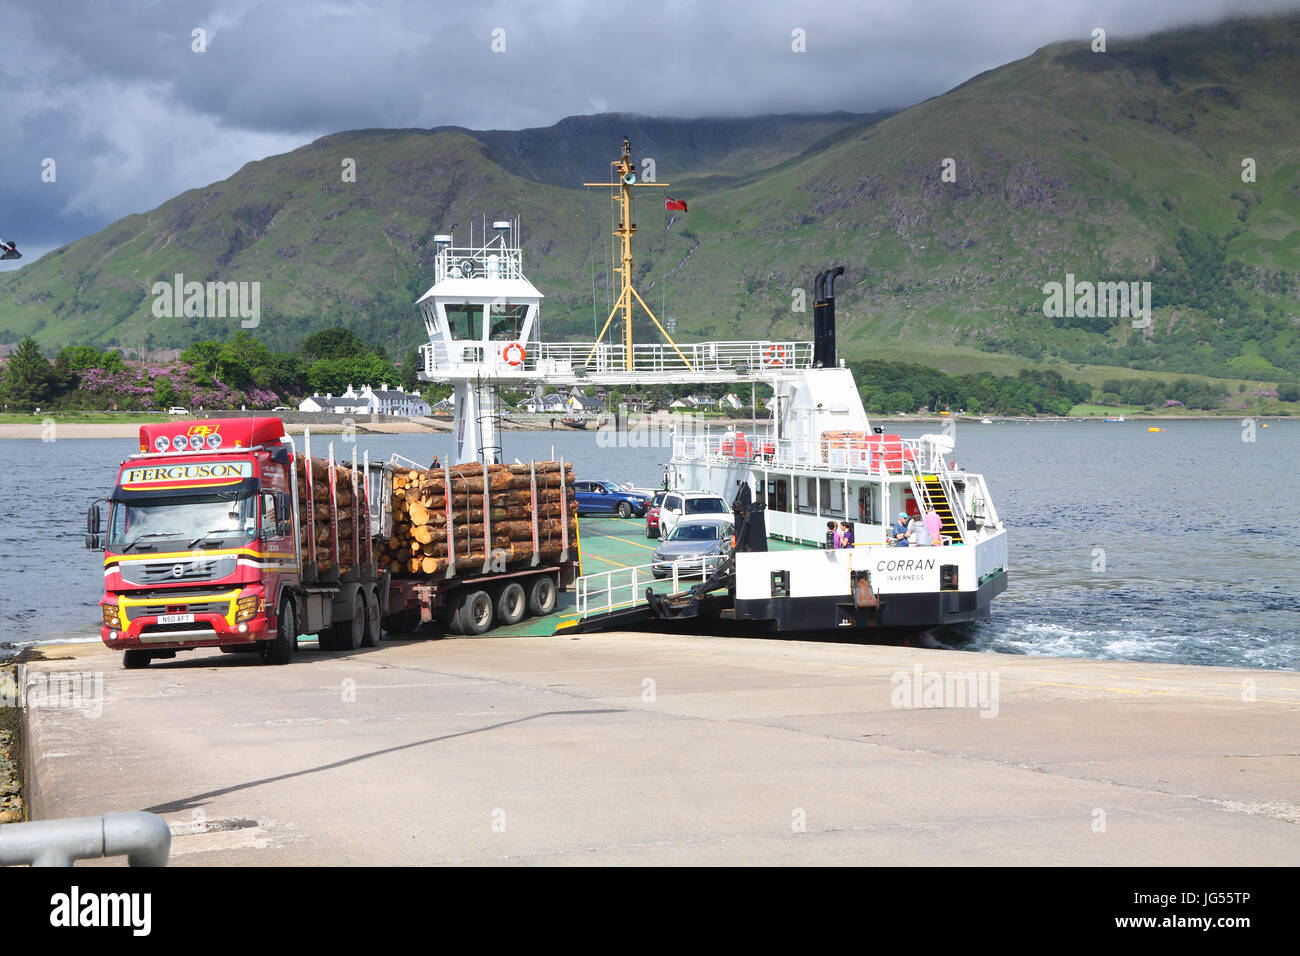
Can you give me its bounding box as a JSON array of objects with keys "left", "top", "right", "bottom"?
[
  {"left": 576, "top": 555, "right": 725, "bottom": 619},
  {"left": 421, "top": 339, "right": 813, "bottom": 379},
  {"left": 434, "top": 244, "right": 525, "bottom": 282},
  {"left": 672, "top": 427, "right": 955, "bottom": 479},
  {"left": 532, "top": 340, "right": 812, "bottom": 375}
]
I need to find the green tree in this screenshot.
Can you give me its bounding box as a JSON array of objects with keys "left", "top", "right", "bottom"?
[
  {"left": 301, "top": 327, "right": 368, "bottom": 362},
  {"left": 400, "top": 348, "right": 421, "bottom": 391},
  {"left": 3, "top": 338, "right": 55, "bottom": 409}
]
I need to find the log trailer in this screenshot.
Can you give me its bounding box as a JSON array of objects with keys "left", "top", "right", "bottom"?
[{"left": 86, "top": 418, "right": 578, "bottom": 668}]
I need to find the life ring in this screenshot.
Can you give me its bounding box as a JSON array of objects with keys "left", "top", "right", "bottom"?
[
  {"left": 763, "top": 344, "right": 786, "bottom": 367},
  {"left": 502, "top": 342, "right": 526, "bottom": 366}
]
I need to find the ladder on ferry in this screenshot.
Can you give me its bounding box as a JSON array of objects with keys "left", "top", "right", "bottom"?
[{"left": 918, "top": 474, "right": 964, "bottom": 544}]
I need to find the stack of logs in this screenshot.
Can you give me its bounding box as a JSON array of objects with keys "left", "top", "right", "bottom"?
[
  {"left": 294, "top": 455, "right": 363, "bottom": 577},
  {"left": 379, "top": 461, "right": 577, "bottom": 577}
]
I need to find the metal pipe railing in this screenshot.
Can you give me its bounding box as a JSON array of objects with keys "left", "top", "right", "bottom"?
[{"left": 0, "top": 812, "right": 172, "bottom": 867}]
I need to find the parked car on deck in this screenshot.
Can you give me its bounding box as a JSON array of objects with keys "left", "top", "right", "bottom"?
[
  {"left": 651, "top": 518, "right": 734, "bottom": 578},
  {"left": 656, "top": 491, "right": 730, "bottom": 539},
  {"left": 573, "top": 480, "right": 649, "bottom": 518},
  {"left": 645, "top": 490, "right": 668, "bottom": 538}
]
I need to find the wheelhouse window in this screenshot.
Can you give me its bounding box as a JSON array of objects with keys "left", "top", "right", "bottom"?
[
  {"left": 488, "top": 303, "right": 527, "bottom": 340},
  {"left": 444, "top": 303, "right": 484, "bottom": 340}
]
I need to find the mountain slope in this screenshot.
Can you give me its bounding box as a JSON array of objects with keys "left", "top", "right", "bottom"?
[{"left": 1, "top": 14, "right": 1296, "bottom": 383}]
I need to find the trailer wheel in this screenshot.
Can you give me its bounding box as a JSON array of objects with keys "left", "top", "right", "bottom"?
[
  {"left": 495, "top": 581, "right": 527, "bottom": 626},
  {"left": 331, "top": 590, "right": 365, "bottom": 651},
  {"left": 261, "top": 600, "right": 296, "bottom": 665},
  {"left": 527, "top": 574, "right": 558, "bottom": 616},
  {"left": 361, "top": 586, "right": 382, "bottom": 646},
  {"left": 456, "top": 589, "right": 494, "bottom": 635},
  {"left": 123, "top": 650, "right": 151, "bottom": 669}
]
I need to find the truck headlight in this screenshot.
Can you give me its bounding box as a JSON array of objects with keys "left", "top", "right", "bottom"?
[
  {"left": 102, "top": 605, "right": 120, "bottom": 628},
  {"left": 235, "top": 595, "right": 260, "bottom": 622}
]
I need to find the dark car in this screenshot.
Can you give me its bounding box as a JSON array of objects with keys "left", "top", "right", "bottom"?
[
  {"left": 573, "top": 480, "right": 649, "bottom": 518},
  {"left": 645, "top": 491, "right": 668, "bottom": 538}
]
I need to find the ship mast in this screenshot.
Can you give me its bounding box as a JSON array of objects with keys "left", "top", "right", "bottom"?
[{"left": 584, "top": 138, "right": 692, "bottom": 372}]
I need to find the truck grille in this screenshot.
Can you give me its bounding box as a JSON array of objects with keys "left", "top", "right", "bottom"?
[
  {"left": 124, "top": 600, "right": 231, "bottom": 622},
  {"left": 119, "top": 556, "right": 237, "bottom": 585}
]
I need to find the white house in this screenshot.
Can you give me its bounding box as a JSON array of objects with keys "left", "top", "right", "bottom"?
[
  {"left": 719, "top": 393, "right": 744, "bottom": 411},
  {"left": 567, "top": 395, "right": 605, "bottom": 414},
  {"left": 298, "top": 393, "right": 361, "bottom": 414},
  {"left": 299, "top": 383, "right": 430, "bottom": 416},
  {"left": 519, "top": 394, "right": 567, "bottom": 414}
]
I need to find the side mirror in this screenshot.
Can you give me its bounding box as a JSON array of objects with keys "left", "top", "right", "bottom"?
[
  {"left": 270, "top": 446, "right": 291, "bottom": 465},
  {"left": 85, "top": 501, "right": 104, "bottom": 550}
]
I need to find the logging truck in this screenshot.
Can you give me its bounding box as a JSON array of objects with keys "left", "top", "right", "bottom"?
[{"left": 86, "top": 418, "right": 579, "bottom": 668}]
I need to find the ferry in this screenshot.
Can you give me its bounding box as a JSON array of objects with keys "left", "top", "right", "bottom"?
[
  {"left": 411, "top": 138, "right": 1008, "bottom": 637},
  {"left": 665, "top": 270, "right": 1008, "bottom": 632}
]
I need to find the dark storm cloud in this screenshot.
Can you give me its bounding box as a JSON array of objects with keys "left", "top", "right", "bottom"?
[{"left": 2, "top": 0, "right": 1298, "bottom": 272}]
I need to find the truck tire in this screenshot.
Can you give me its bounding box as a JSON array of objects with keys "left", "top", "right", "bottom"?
[
  {"left": 330, "top": 589, "right": 365, "bottom": 651},
  {"left": 361, "top": 585, "right": 382, "bottom": 646},
  {"left": 527, "top": 574, "right": 558, "bottom": 616},
  {"left": 617, "top": 501, "right": 632, "bottom": 518},
  {"left": 123, "top": 650, "right": 151, "bottom": 669},
  {"left": 495, "top": 581, "right": 527, "bottom": 626},
  {"left": 456, "top": 589, "right": 494, "bottom": 635},
  {"left": 261, "top": 600, "right": 296, "bottom": 665}
]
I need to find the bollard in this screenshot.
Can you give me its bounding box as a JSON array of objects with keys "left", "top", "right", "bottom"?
[{"left": 0, "top": 811, "right": 171, "bottom": 867}]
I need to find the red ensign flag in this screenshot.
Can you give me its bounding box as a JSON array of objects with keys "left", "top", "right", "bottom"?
[{"left": 665, "top": 197, "right": 688, "bottom": 212}]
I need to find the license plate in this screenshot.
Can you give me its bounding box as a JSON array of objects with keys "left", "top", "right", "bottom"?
[{"left": 158, "top": 613, "right": 194, "bottom": 624}]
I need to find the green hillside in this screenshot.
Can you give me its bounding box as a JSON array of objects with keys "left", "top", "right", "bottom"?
[{"left": 2, "top": 14, "right": 1296, "bottom": 387}]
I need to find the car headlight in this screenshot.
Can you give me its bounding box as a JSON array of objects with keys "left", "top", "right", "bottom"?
[
  {"left": 235, "top": 594, "right": 261, "bottom": 622},
  {"left": 102, "top": 605, "right": 120, "bottom": 628}
]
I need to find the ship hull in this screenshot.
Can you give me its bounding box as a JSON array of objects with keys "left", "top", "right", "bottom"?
[{"left": 734, "top": 569, "right": 1007, "bottom": 633}]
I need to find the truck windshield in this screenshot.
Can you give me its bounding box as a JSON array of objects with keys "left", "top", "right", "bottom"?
[{"left": 107, "top": 492, "right": 257, "bottom": 554}]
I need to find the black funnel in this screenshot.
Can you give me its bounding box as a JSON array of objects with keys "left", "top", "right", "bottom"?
[{"left": 812, "top": 266, "right": 844, "bottom": 367}]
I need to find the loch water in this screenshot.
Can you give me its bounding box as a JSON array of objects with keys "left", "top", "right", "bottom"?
[{"left": 2, "top": 420, "right": 1296, "bottom": 669}]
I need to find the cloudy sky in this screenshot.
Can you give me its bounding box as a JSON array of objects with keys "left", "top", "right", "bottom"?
[{"left": 2, "top": 0, "right": 1296, "bottom": 271}]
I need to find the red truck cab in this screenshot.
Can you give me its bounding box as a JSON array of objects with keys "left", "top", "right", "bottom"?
[{"left": 89, "top": 418, "right": 298, "bottom": 667}]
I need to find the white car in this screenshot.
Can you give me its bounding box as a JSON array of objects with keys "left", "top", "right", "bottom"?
[
  {"left": 167, "top": 407, "right": 190, "bottom": 416},
  {"left": 656, "top": 491, "right": 731, "bottom": 539}
]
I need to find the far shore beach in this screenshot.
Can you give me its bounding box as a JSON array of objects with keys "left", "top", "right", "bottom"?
[{"left": 0, "top": 412, "right": 1282, "bottom": 440}]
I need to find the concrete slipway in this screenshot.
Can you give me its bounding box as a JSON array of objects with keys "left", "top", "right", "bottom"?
[{"left": 20, "top": 632, "right": 1300, "bottom": 866}]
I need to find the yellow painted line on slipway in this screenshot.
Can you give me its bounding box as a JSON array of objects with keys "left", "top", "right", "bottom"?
[{"left": 587, "top": 530, "right": 658, "bottom": 552}]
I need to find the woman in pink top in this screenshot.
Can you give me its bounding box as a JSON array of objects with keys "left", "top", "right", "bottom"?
[{"left": 923, "top": 508, "right": 943, "bottom": 545}]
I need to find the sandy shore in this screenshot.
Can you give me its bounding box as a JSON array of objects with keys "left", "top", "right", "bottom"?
[{"left": 0, "top": 420, "right": 452, "bottom": 440}]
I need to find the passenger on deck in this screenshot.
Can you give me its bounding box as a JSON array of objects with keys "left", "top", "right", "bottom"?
[
  {"left": 430, "top": 454, "right": 440, "bottom": 469},
  {"left": 924, "top": 508, "right": 943, "bottom": 546},
  {"left": 891, "top": 512, "right": 911, "bottom": 547},
  {"left": 826, "top": 521, "right": 838, "bottom": 549},
  {"left": 911, "top": 516, "right": 933, "bottom": 547},
  {"left": 839, "top": 521, "right": 854, "bottom": 548}
]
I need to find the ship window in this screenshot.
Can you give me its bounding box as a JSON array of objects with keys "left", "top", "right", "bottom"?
[
  {"left": 797, "top": 477, "right": 816, "bottom": 515},
  {"left": 444, "top": 304, "right": 484, "bottom": 340},
  {"left": 857, "top": 485, "right": 876, "bottom": 524},
  {"left": 488, "top": 303, "right": 527, "bottom": 340},
  {"left": 819, "top": 479, "right": 843, "bottom": 517}
]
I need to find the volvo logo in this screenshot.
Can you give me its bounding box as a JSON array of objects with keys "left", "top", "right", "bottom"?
[{"left": 172, "top": 564, "right": 185, "bottom": 578}]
